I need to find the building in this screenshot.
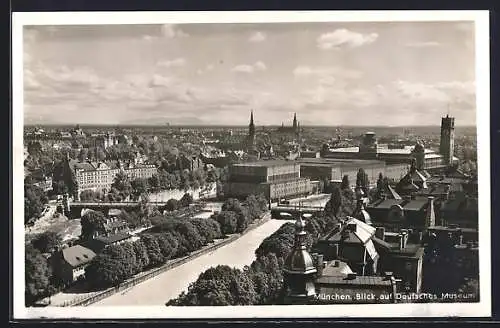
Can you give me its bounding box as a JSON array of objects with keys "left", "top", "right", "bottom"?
[
  {"left": 372, "top": 227, "right": 425, "bottom": 293},
  {"left": 297, "top": 158, "right": 408, "bottom": 187},
  {"left": 85, "top": 232, "right": 134, "bottom": 253},
  {"left": 53, "top": 155, "right": 157, "bottom": 197},
  {"left": 224, "top": 160, "right": 313, "bottom": 201},
  {"left": 320, "top": 116, "right": 459, "bottom": 172},
  {"left": 440, "top": 115, "right": 455, "bottom": 166},
  {"left": 366, "top": 196, "right": 437, "bottom": 232},
  {"left": 51, "top": 245, "right": 96, "bottom": 285},
  {"left": 283, "top": 216, "right": 398, "bottom": 304},
  {"left": 277, "top": 113, "right": 301, "bottom": 137},
  {"left": 313, "top": 218, "right": 380, "bottom": 276}
]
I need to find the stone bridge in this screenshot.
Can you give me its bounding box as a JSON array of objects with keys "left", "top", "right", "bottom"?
[
  {"left": 270, "top": 205, "right": 324, "bottom": 220},
  {"left": 66, "top": 201, "right": 172, "bottom": 219}
]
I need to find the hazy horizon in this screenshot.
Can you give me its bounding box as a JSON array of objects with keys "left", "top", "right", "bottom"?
[{"left": 24, "top": 21, "right": 476, "bottom": 126}]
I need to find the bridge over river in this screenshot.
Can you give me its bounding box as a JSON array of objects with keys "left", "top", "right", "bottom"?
[
  {"left": 66, "top": 201, "right": 174, "bottom": 219},
  {"left": 91, "top": 218, "right": 293, "bottom": 306}
]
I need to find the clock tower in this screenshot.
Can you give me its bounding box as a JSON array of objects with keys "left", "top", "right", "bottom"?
[{"left": 439, "top": 115, "right": 455, "bottom": 166}]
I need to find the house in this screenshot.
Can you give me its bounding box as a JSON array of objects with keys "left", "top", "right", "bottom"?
[
  {"left": 85, "top": 232, "right": 133, "bottom": 253},
  {"left": 313, "top": 217, "right": 380, "bottom": 276},
  {"left": 51, "top": 245, "right": 96, "bottom": 285},
  {"left": 366, "top": 196, "right": 436, "bottom": 231},
  {"left": 283, "top": 216, "right": 398, "bottom": 305},
  {"left": 372, "top": 227, "right": 425, "bottom": 293}
]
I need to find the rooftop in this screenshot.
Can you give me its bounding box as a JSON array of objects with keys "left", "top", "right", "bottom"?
[
  {"left": 60, "top": 245, "right": 96, "bottom": 268},
  {"left": 316, "top": 275, "right": 392, "bottom": 287},
  {"left": 232, "top": 160, "right": 300, "bottom": 167}
]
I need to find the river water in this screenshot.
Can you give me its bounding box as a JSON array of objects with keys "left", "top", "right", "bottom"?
[{"left": 92, "top": 218, "right": 293, "bottom": 306}]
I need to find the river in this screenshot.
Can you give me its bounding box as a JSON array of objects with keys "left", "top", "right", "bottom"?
[{"left": 92, "top": 218, "right": 293, "bottom": 306}]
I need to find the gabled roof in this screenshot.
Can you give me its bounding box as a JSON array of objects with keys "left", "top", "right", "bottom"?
[
  {"left": 60, "top": 245, "right": 96, "bottom": 268},
  {"left": 339, "top": 217, "right": 376, "bottom": 244},
  {"left": 387, "top": 185, "right": 402, "bottom": 200}
]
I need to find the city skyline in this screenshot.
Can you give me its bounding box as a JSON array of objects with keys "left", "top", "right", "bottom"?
[{"left": 24, "top": 22, "right": 476, "bottom": 127}]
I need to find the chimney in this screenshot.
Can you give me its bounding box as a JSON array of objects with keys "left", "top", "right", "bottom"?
[
  {"left": 316, "top": 254, "right": 324, "bottom": 277},
  {"left": 459, "top": 235, "right": 464, "bottom": 245},
  {"left": 332, "top": 243, "right": 339, "bottom": 259},
  {"left": 375, "top": 227, "right": 385, "bottom": 241},
  {"left": 426, "top": 196, "right": 436, "bottom": 227},
  {"left": 398, "top": 234, "right": 404, "bottom": 251},
  {"left": 333, "top": 260, "right": 340, "bottom": 267},
  {"left": 418, "top": 231, "right": 424, "bottom": 243},
  {"left": 402, "top": 231, "right": 408, "bottom": 248}
]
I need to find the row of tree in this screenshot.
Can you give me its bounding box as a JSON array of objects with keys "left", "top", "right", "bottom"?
[
  {"left": 84, "top": 194, "right": 269, "bottom": 289},
  {"left": 212, "top": 195, "right": 268, "bottom": 235},
  {"left": 84, "top": 216, "right": 224, "bottom": 288},
  {"left": 167, "top": 193, "right": 349, "bottom": 306}
]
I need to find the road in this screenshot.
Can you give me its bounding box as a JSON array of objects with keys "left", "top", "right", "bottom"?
[{"left": 92, "top": 218, "right": 293, "bottom": 306}]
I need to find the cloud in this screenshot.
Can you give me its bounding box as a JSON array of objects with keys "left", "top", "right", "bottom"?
[
  {"left": 161, "top": 24, "right": 189, "bottom": 38},
  {"left": 317, "top": 29, "right": 378, "bottom": 50},
  {"left": 293, "top": 65, "right": 362, "bottom": 85},
  {"left": 405, "top": 41, "right": 441, "bottom": 48},
  {"left": 197, "top": 64, "right": 215, "bottom": 75},
  {"left": 143, "top": 24, "right": 189, "bottom": 41},
  {"left": 157, "top": 58, "right": 186, "bottom": 68},
  {"left": 249, "top": 31, "right": 266, "bottom": 42},
  {"left": 232, "top": 61, "right": 267, "bottom": 73}
]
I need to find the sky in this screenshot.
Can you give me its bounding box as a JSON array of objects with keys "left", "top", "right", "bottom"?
[{"left": 23, "top": 21, "right": 476, "bottom": 126}]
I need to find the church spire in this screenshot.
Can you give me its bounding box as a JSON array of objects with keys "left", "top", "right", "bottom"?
[
  {"left": 249, "top": 110, "right": 255, "bottom": 136},
  {"left": 293, "top": 112, "right": 298, "bottom": 129}
]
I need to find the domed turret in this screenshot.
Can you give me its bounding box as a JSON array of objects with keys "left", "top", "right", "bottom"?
[{"left": 283, "top": 215, "right": 317, "bottom": 303}]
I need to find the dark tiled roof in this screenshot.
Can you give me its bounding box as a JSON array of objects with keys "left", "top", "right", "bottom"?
[
  {"left": 401, "top": 199, "right": 428, "bottom": 211},
  {"left": 316, "top": 275, "right": 392, "bottom": 287},
  {"left": 94, "top": 232, "right": 131, "bottom": 244},
  {"left": 367, "top": 199, "right": 403, "bottom": 209},
  {"left": 60, "top": 245, "right": 96, "bottom": 268}
]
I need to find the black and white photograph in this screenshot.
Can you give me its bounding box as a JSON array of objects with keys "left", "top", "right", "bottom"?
[{"left": 12, "top": 10, "right": 491, "bottom": 319}]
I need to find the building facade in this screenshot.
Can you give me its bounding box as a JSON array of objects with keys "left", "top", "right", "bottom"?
[
  {"left": 51, "top": 245, "right": 96, "bottom": 285},
  {"left": 55, "top": 157, "right": 157, "bottom": 197},
  {"left": 225, "top": 160, "right": 313, "bottom": 201}
]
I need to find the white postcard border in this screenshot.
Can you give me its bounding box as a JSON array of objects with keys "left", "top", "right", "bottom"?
[{"left": 12, "top": 10, "right": 491, "bottom": 319}]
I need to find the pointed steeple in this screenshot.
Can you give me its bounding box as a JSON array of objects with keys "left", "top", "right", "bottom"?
[
  {"left": 293, "top": 112, "right": 298, "bottom": 129},
  {"left": 248, "top": 110, "right": 255, "bottom": 137}
]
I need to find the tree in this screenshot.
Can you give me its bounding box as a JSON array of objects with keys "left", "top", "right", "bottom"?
[
  {"left": 141, "top": 234, "right": 165, "bottom": 267},
  {"left": 78, "top": 148, "right": 89, "bottom": 162},
  {"left": 130, "top": 178, "right": 149, "bottom": 201},
  {"left": 167, "top": 265, "right": 257, "bottom": 306},
  {"left": 32, "top": 231, "right": 62, "bottom": 254},
  {"left": 324, "top": 186, "right": 342, "bottom": 218},
  {"left": 24, "top": 184, "right": 48, "bottom": 224},
  {"left": 111, "top": 171, "right": 132, "bottom": 200},
  {"left": 25, "top": 244, "right": 52, "bottom": 305},
  {"left": 340, "top": 174, "right": 350, "bottom": 190},
  {"left": 165, "top": 198, "right": 180, "bottom": 212},
  {"left": 148, "top": 174, "right": 161, "bottom": 192},
  {"left": 80, "top": 190, "right": 98, "bottom": 202},
  {"left": 80, "top": 210, "right": 107, "bottom": 240},
  {"left": 356, "top": 168, "right": 370, "bottom": 194},
  {"left": 156, "top": 233, "right": 177, "bottom": 261},
  {"left": 180, "top": 193, "right": 194, "bottom": 207},
  {"left": 132, "top": 239, "right": 150, "bottom": 271},
  {"left": 214, "top": 211, "right": 239, "bottom": 235}
]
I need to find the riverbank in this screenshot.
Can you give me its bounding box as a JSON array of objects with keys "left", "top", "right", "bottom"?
[
  {"left": 44, "top": 212, "right": 272, "bottom": 307},
  {"left": 93, "top": 216, "right": 291, "bottom": 306}
]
